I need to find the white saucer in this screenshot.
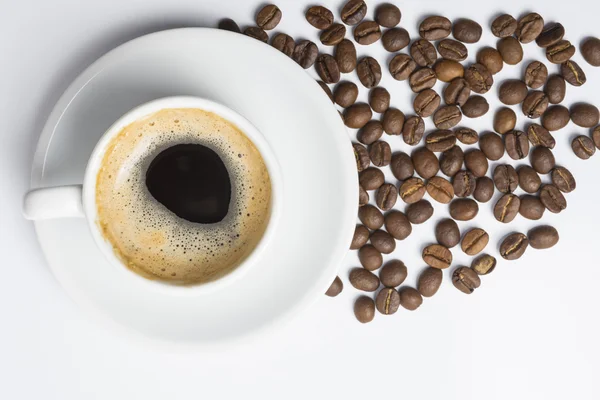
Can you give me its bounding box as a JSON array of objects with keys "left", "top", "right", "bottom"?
[{"left": 30, "top": 28, "right": 357, "bottom": 347}]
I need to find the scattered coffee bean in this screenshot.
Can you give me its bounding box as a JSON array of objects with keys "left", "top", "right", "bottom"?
[
  {"left": 375, "top": 3, "right": 401, "bottom": 28},
  {"left": 528, "top": 225, "right": 559, "bottom": 249},
  {"left": 540, "top": 184, "right": 567, "bottom": 213},
  {"left": 491, "top": 14, "right": 517, "bottom": 38},
  {"left": 382, "top": 27, "right": 411, "bottom": 52},
  {"left": 375, "top": 183, "right": 397, "bottom": 210},
  {"left": 344, "top": 103, "right": 373, "bottom": 129},
  {"left": 505, "top": 130, "right": 530, "bottom": 160},
  {"left": 244, "top": 26, "right": 268, "bottom": 43},
  {"left": 359, "top": 186, "right": 369, "bottom": 206},
  {"left": 357, "top": 56, "right": 381, "bottom": 88},
  {"left": 561, "top": 60, "right": 587, "bottom": 86},
  {"left": 518, "top": 166, "right": 542, "bottom": 194},
  {"left": 581, "top": 37, "right": 600, "bottom": 67},
  {"left": 407, "top": 199, "right": 434, "bottom": 224},
  {"left": 417, "top": 267, "right": 443, "bottom": 297},
  {"left": 218, "top": 18, "right": 241, "bottom": 33},
  {"left": 293, "top": 40, "right": 318, "bottom": 68},
  {"left": 494, "top": 193, "right": 520, "bottom": 223},
  {"left": 399, "top": 287, "right": 423, "bottom": 310},
  {"left": 524, "top": 61, "right": 548, "bottom": 89},
  {"left": 357, "top": 120, "right": 383, "bottom": 145},
  {"left": 369, "top": 87, "right": 390, "bottom": 113},
  {"left": 531, "top": 146, "right": 555, "bottom": 174},
  {"left": 325, "top": 276, "right": 343, "bottom": 297},
  {"left": 546, "top": 40, "right": 575, "bottom": 64},
  {"left": 435, "top": 218, "right": 460, "bottom": 248},
  {"left": 462, "top": 228, "right": 489, "bottom": 256},
  {"left": 375, "top": 287, "right": 401, "bottom": 315},
  {"left": 462, "top": 95, "right": 489, "bottom": 118},
  {"left": 335, "top": 39, "right": 358, "bottom": 73},
  {"left": 464, "top": 63, "right": 493, "bottom": 94},
  {"left": 413, "top": 89, "right": 441, "bottom": 118},
  {"left": 399, "top": 177, "right": 426, "bottom": 204},
  {"left": 351, "top": 225, "right": 370, "bottom": 250},
  {"left": 464, "top": 149, "right": 488, "bottom": 177},
  {"left": 544, "top": 75, "right": 567, "bottom": 104},
  {"left": 449, "top": 198, "right": 479, "bottom": 221},
  {"left": 385, "top": 210, "right": 412, "bottom": 240},
  {"left": 444, "top": 78, "right": 471, "bottom": 106},
  {"left": 341, "top": 0, "right": 367, "bottom": 26},
  {"left": 358, "top": 204, "right": 384, "bottom": 229},
  {"left": 474, "top": 176, "right": 495, "bottom": 203},
  {"left": 433, "top": 105, "right": 462, "bottom": 129},
  {"left": 382, "top": 108, "right": 405, "bottom": 136},
  {"left": 594, "top": 126, "right": 600, "bottom": 149},
  {"left": 527, "top": 123, "right": 556, "bottom": 149},
  {"left": 358, "top": 244, "right": 383, "bottom": 271},
  {"left": 572, "top": 135, "right": 596, "bottom": 159},
  {"left": 256, "top": 4, "right": 281, "bottom": 30},
  {"left": 334, "top": 81, "right": 359, "bottom": 108},
  {"left": 370, "top": 229, "right": 396, "bottom": 254},
  {"left": 454, "top": 127, "right": 479, "bottom": 144},
  {"left": 542, "top": 105, "right": 570, "bottom": 131},
  {"left": 536, "top": 23, "right": 565, "bottom": 48},
  {"left": 472, "top": 254, "right": 496, "bottom": 275},
  {"left": 423, "top": 244, "right": 452, "bottom": 269},
  {"left": 522, "top": 91, "right": 549, "bottom": 119},
  {"left": 353, "top": 143, "right": 370, "bottom": 172},
  {"left": 321, "top": 23, "right": 346, "bottom": 46},
  {"left": 571, "top": 103, "right": 600, "bottom": 128},
  {"left": 499, "top": 80, "right": 528, "bottom": 105},
  {"left": 453, "top": 170, "right": 476, "bottom": 197},
  {"left": 476, "top": 47, "right": 503, "bottom": 75},
  {"left": 369, "top": 141, "right": 392, "bottom": 167},
  {"left": 354, "top": 21, "right": 381, "bottom": 45},
  {"left": 403, "top": 116, "right": 425, "bottom": 145},
  {"left": 452, "top": 267, "right": 481, "bottom": 294},
  {"left": 551, "top": 166, "right": 576, "bottom": 193},
  {"left": 516, "top": 12, "right": 544, "bottom": 43},
  {"left": 437, "top": 39, "right": 468, "bottom": 61},
  {"left": 271, "top": 33, "right": 296, "bottom": 58},
  {"left": 479, "top": 132, "right": 505, "bottom": 161},
  {"left": 493, "top": 164, "right": 519, "bottom": 193},
  {"left": 359, "top": 167, "right": 385, "bottom": 191},
  {"left": 390, "top": 152, "right": 414, "bottom": 180},
  {"left": 500, "top": 232, "right": 528, "bottom": 260},
  {"left": 412, "top": 147, "right": 440, "bottom": 179},
  {"left": 317, "top": 81, "right": 333, "bottom": 102},
  {"left": 389, "top": 53, "right": 417, "bottom": 80},
  {"left": 379, "top": 260, "right": 408, "bottom": 287},
  {"left": 420, "top": 16, "right": 452, "bottom": 40},
  {"left": 453, "top": 18, "right": 482, "bottom": 43},
  {"left": 494, "top": 107, "right": 517, "bottom": 134},
  {"left": 434, "top": 59, "right": 464, "bottom": 83},
  {"left": 354, "top": 296, "right": 375, "bottom": 323},
  {"left": 306, "top": 5, "right": 334, "bottom": 29},
  {"left": 411, "top": 39, "right": 438, "bottom": 67},
  {"left": 425, "top": 130, "right": 456, "bottom": 152},
  {"left": 519, "top": 195, "right": 545, "bottom": 220},
  {"left": 409, "top": 68, "right": 437, "bottom": 92},
  {"left": 440, "top": 145, "right": 464, "bottom": 177},
  {"left": 497, "top": 37, "right": 524, "bottom": 65}
]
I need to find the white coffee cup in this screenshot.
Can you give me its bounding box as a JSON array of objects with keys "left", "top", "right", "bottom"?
[{"left": 23, "top": 96, "right": 283, "bottom": 295}]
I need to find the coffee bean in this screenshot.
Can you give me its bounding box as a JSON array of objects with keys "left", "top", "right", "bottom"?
[
  {"left": 412, "top": 147, "right": 440, "bottom": 179},
  {"left": 375, "top": 183, "right": 397, "bottom": 211},
  {"left": 316, "top": 54, "right": 340, "bottom": 84},
  {"left": 530, "top": 146, "right": 555, "bottom": 174},
  {"left": 561, "top": 60, "right": 587, "bottom": 86},
  {"left": 413, "top": 89, "right": 440, "bottom": 118},
  {"left": 409, "top": 68, "right": 437, "bottom": 92},
  {"left": 540, "top": 184, "right": 567, "bottom": 213},
  {"left": 359, "top": 167, "right": 385, "bottom": 191},
  {"left": 369, "top": 141, "right": 392, "bottom": 167},
  {"left": 406, "top": 200, "right": 434, "bottom": 224},
  {"left": 454, "top": 127, "right": 479, "bottom": 145},
  {"left": 494, "top": 108, "right": 517, "bottom": 134},
  {"left": 351, "top": 225, "right": 370, "bottom": 250},
  {"left": 379, "top": 260, "right": 408, "bottom": 287},
  {"left": 546, "top": 40, "right": 575, "bottom": 64},
  {"left": 385, "top": 210, "right": 412, "bottom": 240},
  {"left": 411, "top": 39, "right": 438, "bottom": 67},
  {"left": 536, "top": 23, "right": 565, "bottom": 48},
  {"left": 357, "top": 120, "right": 383, "bottom": 145},
  {"left": 306, "top": 5, "right": 334, "bottom": 29},
  {"left": 358, "top": 244, "right": 383, "bottom": 271},
  {"left": 544, "top": 75, "right": 566, "bottom": 104},
  {"left": 452, "top": 267, "right": 481, "bottom": 294},
  {"left": 474, "top": 177, "right": 495, "bottom": 203},
  {"left": 390, "top": 152, "right": 414, "bottom": 180},
  {"left": 453, "top": 170, "right": 476, "bottom": 197},
  {"left": 341, "top": 0, "right": 367, "bottom": 26},
  {"left": 449, "top": 198, "right": 479, "bottom": 221},
  {"left": 325, "top": 276, "right": 343, "bottom": 297},
  {"left": 244, "top": 26, "right": 268, "bottom": 43},
  {"left": 494, "top": 193, "right": 520, "bottom": 223},
  {"left": 464, "top": 149, "right": 488, "bottom": 177},
  {"left": 344, "top": 103, "right": 373, "bottom": 129},
  {"left": 359, "top": 185, "right": 369, "bottom": 206},
  {"left": 358, "top": 204, "right": 384, "bottom": 229},
  {"left": 434, "top": 59, "right": 464, "bottom": 83},
  {"left": 522, "top": 91, "right": 549, "bottom": 119},
  {"left": 382, "top": 108, "right": 405, "bottom": 135},
  {"left": 462, "top": 96, "right": 489, "bottom": 118},
  {"left": 427, "top": 176, "right": 454, "bottom": 204},
  {"left": 399, "top": 177, "right": 426, "bottom": 204},
  {"left": 357, "top": 56, "right": 381, "bottom": 88},
  {"left": 320, "top": 23, "right": 346, "bottom": 46},
  {"left": 440, "top": 145, "right": 464, "bottom": 177},
  {"left": 594, "top": 126, "right": 600, "bottom": 149},
  {"left": 518, "top": 166, "right": 542, "bottom": 194},
  {"left": 389, "top": 53, "right": 417, "bottom": 80},
  {"left": 519, "top": 195, "right": 545, "bottom": 220},
  {"left": 542, "top": 105, "right": 570, "bottom": 131},
  {"left": 497, "top": 37, "right": 524, "bottom": 65},
  {"left": 402, "top": 116, "right": 425, "bottom": 145},
  {"left": 527, "top": 123, "right": 556, "bottom": 149},
  {"left": 417, "top": 267, "right": 443, "bottom": 297},
  {"left": 423, "top": 244, "right": 452, "bottom": 269},
  {"left": 491, "top": 14, "right": 517, "bottom": 38},
  {"left": 435, "top": 218, "right": 460, "bottom": 248},
  {"left": 317, "top": 81, "right": 333, "bottom": 102},
  {"left": 354, "top": 21, "right": 381, "bottom": 45},
  {"left": 419, "top": 16, "right": 452, "bottom": 40},
  {"left": 524, "top": 61, "right": 548, "bottom": 89},
  {"left": 382, "top": 28, "right": 410, "bottom": 52},
  {"left": 551, "top": 166, "right": 576, "bottom": 193},
  {"left": 218, "top": 18, "right": 241, "bottom": 33},
  {"left": 479, "top": 132, "right": 505, "bottom": 161},
  {"left": 472, "top": 255, "right": 496, "bottom": 275},
  {"left": 462, "top": 228, "right": 489, "bottom": 256},
  {"left": 375, "top": 3, "right": 401, "bottom": 28},
  {"left": 354, "top": 296, "right": 375, "bottom": 323},
  {"left": 464, "top": 63, "right": 493, "bottom": 94},
  {"left": 334, "top": 81, "right": 359, "bottom": 108},
  {"left": 335, "top": 39, "right": 357, "bottom": 73},
  {"left": 476, "top": 47, "right": 504, "bottom": 75},
  {"left": 505, "top": 130, "right": 530, "bottom": 160},
  {"left": 353, "top": 143, "right": 370, "bottom": 172},
  {"left": 571, "top": 103, "right": 600, "bottom": 128},
  {"left": 572, "top": 135, "right": 596, "bottom": 159},
  {"left": 500, "top": 232, "right": 529, "bottom": 260},
  {"left": 516, "top": 13, "right": 544, "bottom": 43},
  {"left": 256, "top": 4, "right": 281, "bottom": 30},
  {"left": 437, "top": 39, "right": 468, "bottom": 61},
  {"left": 425, "top": 129, "right": 456, "bottom": 152},
  {"left": 433, "top": 105, "right": 462, "bottom": 129},
  {"left": 399, "top": 287, "right": 423, "bottom": 310},
  {"left": 375, "top": 287, "right": 401, "bottom": 315},
  {"left": 499, "top": 80, "right": 528, "bottom": 105},
  {"left": 581, "top": 37, "right": 600, "bottom": 67},
  {"left": 453, "top": 18, "right": 482, "bottom": 43},
  {"left": 369, "top": 87, "right": 390, "bottom": 113},
  {"left": 528, "top": 225, "right": 559, "bottom": 249},
  {"left": 444, "top": 78, "right": 471, "bottom": 106},
  {"left": 493, "top": 164, "right": 519, "bottom": 193},
  {"left": 293, "top": 40, "right": 318, "bottom": 68},
  {"left": 271, "top": 33, "right": 295, "bottom": 57},
  {"left": 370, "top": 229, "right": 396, "bottom": 254}
]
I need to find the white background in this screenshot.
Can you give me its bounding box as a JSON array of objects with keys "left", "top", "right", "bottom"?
[{"left": 1, "top": 0, "right": 599, "bottom": 398}]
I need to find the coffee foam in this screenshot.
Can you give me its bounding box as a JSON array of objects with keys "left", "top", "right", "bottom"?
[{"left": 95, "top": 108, "right": 271, "bottom": 284}]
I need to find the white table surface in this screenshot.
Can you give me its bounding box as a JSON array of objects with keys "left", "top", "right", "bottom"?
[{"left": 1, "top": 0, "right": 599, "bottom": 398}]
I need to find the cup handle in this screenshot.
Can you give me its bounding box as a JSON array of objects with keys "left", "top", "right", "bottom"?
[{"left": 23, "top": 185, "right": 85, "bottom": 220}]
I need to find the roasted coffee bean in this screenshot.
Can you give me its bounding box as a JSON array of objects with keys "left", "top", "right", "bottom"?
[
  {"left": 444, "top": 78, "right": 471, "bottom": 106},
  {"left": 399, "top": 287, "right": 423, "bottom": 310},
  {"left": 406, "top": 199, "right": 434, "bottom": 224},
  {"left": 341, "top": 0, "right": 367, "bottom": 26},
  {"left": 359, "top": 168, "right": 385, "bottom": 192},
  {"left": 325, "top": 276, "right": 343, "bottom": 297},
  {"left": 369, "top": 87, "right": 390, "bottom": 113},
  {"left": 357, "top": 56, "right": 381, "bottom": 88},
  {"left": 389, "top": 53, "right": 417, "bottom": 80},
  {"left": 522, "top": 91, "right": 549, "bottom": 119},
  {"left": 417, "top": 267, "right": 443, "bottom": 297},
  {"left": 422, "top": 244, "right": 452, "bottom": 269},
  {"left": 354, "top": 296, "right": 375, "bottom": 323},
  {"left": 375, "top": 287, "right": 401, "bottom": 315},
  {"left": 271, "top": 33, "right": 295, "bottom": 57},
  {"left": 518, "top": 166, "right": 542, "bottom": 194},
  {"left": 581, "top": 37, "right": 600, "bottom": 67},
  {"left": 528, "top": 225, "right": 559, "bottom": 249},
  {"left": 358, "top": 244, "right": 383, "bottom": 271},
  {"left": 474, "top": 177, "right": 495, "bottom": 203},
  {"left": 544, "top": 75, "right": 566, "bottom": 104},
  {"left": 244, "top": 26, "right": 268, "bottom": 42},
  {"left": 293, "top": 40, "right": 318, "bottom": 68},
  {"left": 344, "top": 103, "right": 373, "bottom": 129},
  {"left": 494, "top": 108, "right": 517, "bottom": 134},
  {"left": 380, "top": 260, "right": 407, "bottom": 287},
  {"left": 351, "top": 225, "right": 370, "bottom": 250},
  {"left": 358, "top": 204, "right": 384, "bottom": 229},
  {"left": 256, "top": 4, "right": 282, "bottom": 30},
  {"left": 306, "top": 6, "right": 334, "bottom": 29},
  {"left": 354, "top": 21, "right": 381, "bottom": 45},
  {"left": 499, "top": 80, "right": 528, "bottom": 105},
  {"left": 335, "top": 39, "right": 357, "bottom": 73},
  {"left": 516, "top": 13, "right": 544, "bottom": 43},
  {"left": 454, "top": 127, "right": 479, "bottom": 145},
  {"left": 382, "top": 108, "right": 405, "bottom": 135},
  {"left": 353, "top": 142, "right": 370, "bottom": 172},
  {"left": 452, "top": 267, "right": 481, "bottom": 294},
  {"left": 464, "top": 63, "right": 493, "bottom": 94},
  {"left": 462, "top": 228, "right": 489, "bottom": 256},
  {"left": 479, "top": 132, "right": 505, "bottom": 161},
  {"left": 500, "top": 232, "right": 528, "bottom": 260},
  {"left": 571, "top": 103, "right": 600, "bottom": 128},
  {"left": 491, "top": 14, "right": 517, "bottom": 38},
  {"left": 476, "top": 47, "right": 504, "bottom": 74},
  {"left": 357, "top": 120, "right": 383, "bottom": 145},
  {"left": 390, "top": 152, "right": 414, "bottom": 180},
  {"left": 375, "top": 3, "right": 401, "bottom": 28},
  {"left": 403, "top": 116, "right": 425, "bottom": 145},
  {"left": 385, "top": 210, "right": 412, "bottom": 240},
  {"left": 409, "top": 68, "right": 437, "bottom": 92},
  {"left": 524, "top": 61, "right": 548, "bottom": 89},
  {"left": 369, "top": 141, "right": 391, "bottom": 167},
  {"left": 546, "top": 40, "right": 575, "bottom": 64},
  {"left": 541, "top": 105, "right": 570, "bottom": 131},
  {"left": 527, "top": 123, "right": 556, "bottom": 149},
  {"left": 413, "top": 89, "right": 441, "bottom": 118},
  {"left": 419, "top": 16, "right": 452, "bottom": 40},
  {"left": 411, "top": 39, "right": 438, "bottom": 67},
  {"left": 375, "top": 183, "right": 397, "bottom": 211},
  {"left": 434, "top": 59, "right": 464, "bottom": 83},
  {"left": 370, "top": 229, "right": 396, "bottom": 254},
  {"left": 399, "top": 177, "right": 426, "bottom": 204},
  {"left": 453, "top": 18, "right": 482, "bottom": 43},
  {"left": 462, "top": 96, "right": 489, "bottom": 118},
  {"left": 449, "top": 198, "right": 479, "bottom": 221},
  {"left": 427, "top": 176, "right": 454, "bottom": 204},
  {"left": 464, "top": 149, "right": 488, "bottom": 177},
  {"left": 540, "top": 184, "right": 567, "bottom": 213},
  {"left": 551, "top": 166, "right": 576, "bottom": 193},
  {"left": 334, "top": 81, "right": 359, "bottom": 108},
  {"left": 453, "top": 170, "right": 476, "bottom": 197},
  {"left": 382, "top": 28, "right": 410, "bottom": 52},
  {"left": 494, "top": 193, "right": 520, "bottom": 223},
  {"left": 472, "top": 255, "right": 496, "bottom": 275},
  {"left": 359, "top": 186, "right": 369, "bottom": 206},
  {"left": 435, "top": 218, "right": 460, "bottom": 248},
  {"left": 493, "top": 164, "right": 519, "bottom": 193},
  {"left": 412, "top": 147, "right": 440, "bottom": 179},
  {"left": 505, "top": 130, "right": 530, "bottom": 160},
  {"left": 497, "top": 37, "right": 524, "bottom": 65},
  {"left": 317, "top": 81, "right": 333, "bottom": 102},
  {"left": 519, "top": 195, "right": 545, "bottom": 220},
  {"left": 425, "top": 129, "right": 456, "bottom": 152},
  {"left": 440, "top": 145, "right": 464, "bottom": 177},
  {"left": 218, "top": 18, "right": 241, "bottom": 33},
  {"left": 433, "top": 105, "right": 462, "bottom": 129},
  {"left": 320, "top": 23, "right": 346, "bottom": 46},
  {"left": 594, "top": 126, "right": 600, "bottom": 149},
  {"left": 572, "top": 135, "right": 596, "bottom": 159},
  {"left": 561, "top": 60, "right": 587, "bottom": 86},
  {"left": 536, "top": 23, "right": 565, "bottom": 48},
  {"left": 437, "top": 39, "right": 468, "bottom": 61},
  {"left": 530, "top": 146, "right": 555, "bottom": 174}
]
